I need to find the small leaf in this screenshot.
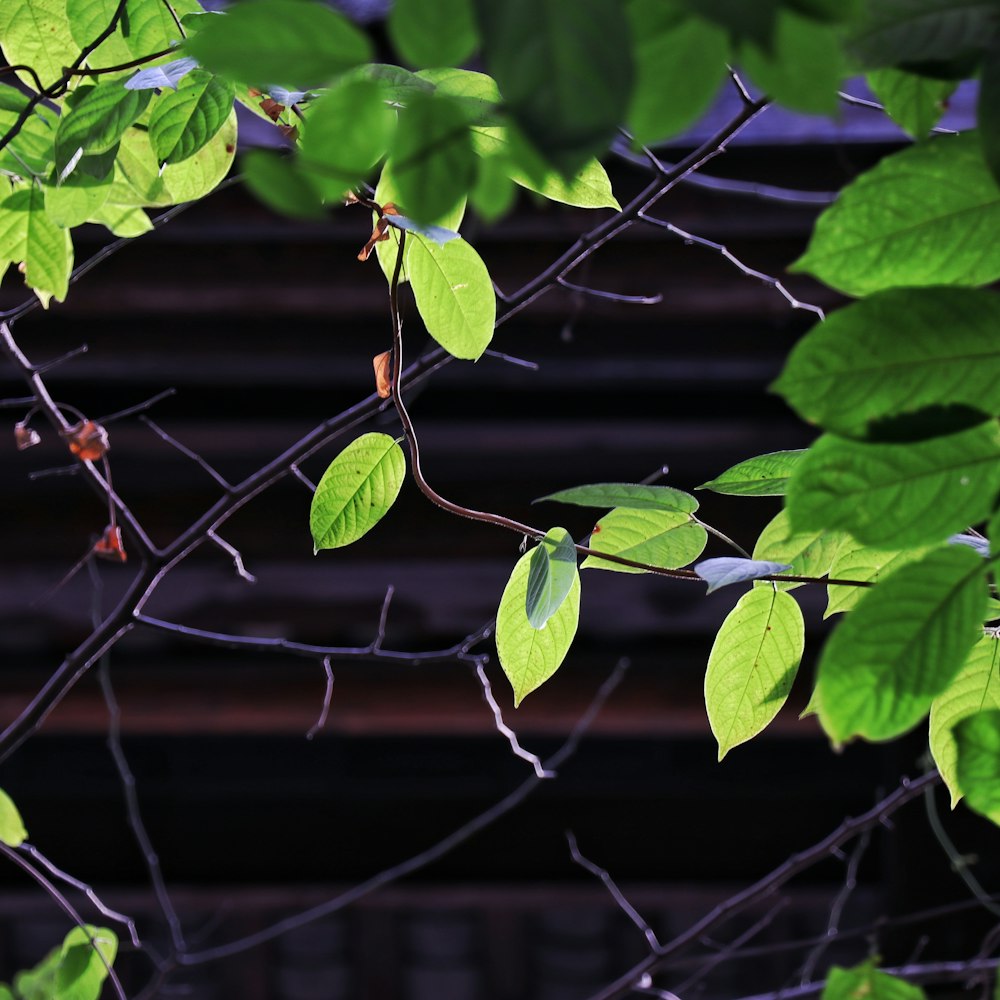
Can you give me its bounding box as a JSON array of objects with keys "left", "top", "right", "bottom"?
[
  {"left": 698, "top": 451, "right": 804, "bottom": 496},
  {"left": 705, "top": 588, "right": 804, "bottom": 759},
  {"left": 496, "top": 547, "right": 580, "bottom": 706},
  {"left": 751, "top": 509, "right": 843, "bottom": 591},
  {"left": 822, "top": 960, "right": 927, "bottom": 1000},
  {"left": 0, "top": 788, "right": 27, "bottom": 847},
  {"left": 695, "top": 557, "right": 792, "bottom": 593},
  {"left": 54, "top": 82, "right": 151, "bottom": 174},
  {"left": 526, "top": 527, "right": 578, "bottom": 629},
  {"left": 584, "top": 508, "right": 707, "bottom": 574},
  {"left": 125, "top": 58, "right": 200, "bottom": 91},
  {"left": 373, "top": 350, "right": 392, "bottom": 398},
  {"left": 310, "top": 433, "right": 406, "bottom": 550},
  {"left": 148, "top": 70, "right": 235, "bottom": 165},
  {"left": 815, "top": 545, "right": 987, "bottom": 744},
  {"left": 956, "top": 709, "right": 1000, "bottom": 827},
  {"left": 537, "top": 483, "right": 698, "bottom": 514},
  {"left": 407, "top": 234, "right": 495, "bottom": 360},
  {"left": 388, "top": 0, "right": 478, "bottom": 68},
  {"left": 930, "top": 635, "right": 1000, "bottom": 807},
  {"left": 866, "top": 68, "right": 956, "bottom": 139},
  {"left": 826, "top": 539, "right": 932, "bottom": 617}
]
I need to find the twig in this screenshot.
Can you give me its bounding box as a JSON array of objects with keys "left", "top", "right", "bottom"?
[
  {"left": 32, "top": 343, "right": 89, "bottom": 374},
  {"left": 99, "top": 388, "right": 177, "bottom": 425},
  {"left": 557, "top": 277, "right": 663, "bottom": 305},
  {"left": 207, "top": 529, "right": 256, "bottom": 583},
  {"left": 371, "top": 585, "right": 394, "bottom": 651},
  {"left": 141, "top": 416, "right": 232, "bottom": 491},
  {"left": 305, "top": 656, "right": 335, "bottom": 739},
  {"left": 289, "top": 463, "right": 317, "bottom": 492}
]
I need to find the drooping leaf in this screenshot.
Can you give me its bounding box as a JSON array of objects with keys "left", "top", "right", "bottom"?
[
  {"left": 822, "top": 960, "right": 927, "bottom": 1000},
  {"left": 125, "top": 57, "right": 200, "bottom": 91},
  {"left": 0, "top": 187, "right": 73, "bottom": 304},
  {"left": 473, "top": 0, "right": 633, "bottom": 174},
  {"left": 406, "top": 234, "right": 495, "bottom": 360},
  {"left": 956, "top": 709, "right": 1000, "bottom": 826},
  {"left": 772, "top": 288, "right": 1000, "bottom": 436},
  {"left": 866, "top": 68, "right": 956, "bottom": 138},
  {"left": 54, "top": 82, "right": 151, "bottom": 174},
  {"left": 0, "top": 788, "right": 27, "bottom": 847},
  {"left": 537, "top": 483, "right": 699, "bottom": 514},
  {"left": 751, "top": 509, "right": 843, "bottom": 591},
  {"left": 787, "top": 424, "right": 1000, "bottom": 549},
  {"left": 309, "top": 433, "right": 406, "bottom": 550},
  {"left": 626, "top": 0, "right": 728, "bottom": 146},
  {"left": 0, "top": 0, "right": 79, "bottom": 89},
  {"left": 148, "top": 70, "right": 235, "bottom": 165},
  {"left": 183, "top": 0, "right": 373, "bottom": 89},
  {"left": 698, "top": 450, "right": 804, "bottom": 496},
  {"left": 242, "top": 149, "right": 325, "bottom": 218},
  {"left": 930, "top": 635, "right": 1000, "bottom": 807},
  {"left": 826, "top": 539, "right": 932, "bottom": 616},
  {"left": 815, "top": 545, "right": 987, "bottom": 744},
  {"left": 791, "top": 134, "right": 1000, "bottom": 296},
  {"left": 695, "top": 557, "right": 792, "bottom": 592},
  {"left": 583, "top": 508, "right": 707, "bottom": 574},
  {"left": 526, "top": 527, "right": 578, "bottom": 629},
  {"left": 388, "top": 0, "right": 478, "bottom": 69},
  {"left": 496, "top": 547, "right": 580, "bottom": 706},
  {"left": 705, "top": 587, "right": 804, "bottom": 760}
]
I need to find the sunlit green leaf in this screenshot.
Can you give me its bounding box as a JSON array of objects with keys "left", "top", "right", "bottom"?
[
  {"left": 705, "top": 587, "right": 804, "bottom": 760},
  {"left": 15, "top": 926, "right": 118, "bottom": 1000},
  {"left": 773, "top": 288, "right": 1000, "bottom": 436},
  {"left": 751, "top": 509, "right": 843, "bottom": 591},
  {"left": 0, "top": 0, "right": 79, "bottom": 89},
  {"left": 822, "top": 959, "right": 926, "bottom": 1000},
  {"left": 159, "top": 108, "right": 237, "bottom": 202},
  {"left": 583, "top": 507, "right": 707, "bottom": 574},
  {"left": 826, "top": 539, "right": 932, "bottom": 617},
  {"left": 310, "top": 433, "right": 406, "bottom": 550},
  {"left": 407, "top": 234, "right": 495, "bottom": 360},
  {"left": 0, "top": 788, "right": 27, "bottom": 847},
  {"left": 537, "top": 483, "right": 698, "bottom": 514},
  {"left": 695, "top": 556, "right": 792, "bottom": 592},
  {"left": 0, "top": 87, "right": 56, "bottom": 178},
  {"left": 88, "top": 202, "right": 152, "bottom": 236},
  {"left": 815, "top": 545, "right": 987, "bottom": 744},
  {"left": 43, "top": 175, "right": 111, "bottom": 227},
  {"left": 148, "top": 70, "right": 235, "bottom": 165},
  {"left": 526, "top": 527, "right": 578, "bottom": 629},
  {"left": 956, "top": 708, "right": 1000, "bottom": 827},
  {"left": 0, "top": 186, "right": 73, "bottom": 304},
  {"left": 389, "top": 0, "right": 478, "bottom": 68},
  {"left": 54, "top": 82, "right": 151, "bottom": 174},
  {"left": 791, "top": 134, "right": 1000, "bottom": 296},
  {"left": 496, "top": 547, "right": 580, "bottom": 705},
  {"left": 930, "top": 635, "right": 1000, "bottom": 807},
  {"left": 866, "top": 68, "right": 956, "bottom": 138},
  {"left": 787, "top": 424, "right": 1000, "bottom": 548},
  {"left": 698, "top": 450, "right": 804, "bottom": 496}
]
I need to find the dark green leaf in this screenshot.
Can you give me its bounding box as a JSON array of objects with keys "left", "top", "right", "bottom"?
[
  {"left": 698, "top": 450, "right": 804, "bottom": 496},
  {"left": 815, "top": 545, "right": 987, "bottom": 743},
  {"left": 388, "top": 0, "right": 478, "bottom": 69},
  {"left": 787, "top": 424, "right": 1000, "bottom": 548},
  {"left": 705, "top": 588, "right": 804, "bottom": 759},
  {"left": 677, "top": 0, "right": 779, "bottom": 48},
  {"left": 822, "top": 960, "right": 927, "bottom": 999},
  {"left": 469, "top": 155, "right": 516, "bottom": 221},
  {"left": 956, "top": 708, "right": 1000, "bottom": 825},
  {"left": 537, "top": 483, "right": 698, "bottom": 514},
  {"left": 979, "top": 46, "right": 1000, "bottom": 186},
  {"left": 695, "top": 557, "right": 792, "bottom": 592},
  {"left": 583, "top": 508, "right": 707, "bottom": 574},
  {"left": 473, "top": 0, "right": 633, "bottom": 174},
  {"left": 526, "top": 527, "right": 578, "bottom": 629},
  {"left": 0, "top": 788, "right": 26, "bottom": 847},
  {"left": 751, "top": 509, "right": 843, "bottom": 591},
  {"left": 184, "top": 0, "right": 373, "bottom": 89},
  {"left": 55, "top": 82, "right": 151, "bottom": 175},
  {"left": 791, "top": 134, "right": 1000, "bottom": 296},
  {"left": 148, "top": 70, "right": 235, "bottom": 165},
  {"left": 866, "top": 68, "right": 956, "bottom": 138},
  {"left": 242, "top": 149, "right": 325, "bottom": 219},
  {"left": 772, "top": 288, "right": 1000, "bottom": 436}
]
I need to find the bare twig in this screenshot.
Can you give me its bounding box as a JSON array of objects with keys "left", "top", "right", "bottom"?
[
  {"left": 305, "top": 656, "right": 335, "bottom": 739},
  {"left": 207, "top": 529, "right": 256, "bottom": 583},
  {"left": 141, "top": 416, "right": 232, "bottom": 491}
]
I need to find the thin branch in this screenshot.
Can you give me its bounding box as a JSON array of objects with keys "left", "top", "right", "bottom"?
[
  {"left": 99, "top": 388, "right": 177, "bottom": 425},
  {"left": 557, "top": 277, "right": 663, "bottom": 305},
  {"left": 141, "top": 416, "right": 232, "bottom": 491},
  {"left": 289, "top": 463, "right": 317, "bottom": 492},
  {"left": 372, "top": 584, "right": 394, "bottom": 651},
  {"left": 70, "top": 45, "right": 177, "bottom": 76},
  {"left": 207, "top": 529, "right": 256, "bottom": 583},
  {"left": 305, "top": 656, "right": 335, "bottom": 740},
  {"left": 32, "top": 343, "right": 89, "bottom": 374}
]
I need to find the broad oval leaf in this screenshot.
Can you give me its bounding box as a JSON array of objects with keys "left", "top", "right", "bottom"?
[
  {"left": 89, "top": 203, "right": 152, "bottom": 237},
  {"left": 537, "top": 483, "right": 698, "bottom": 514},
  {"left": 310, "top": 433, "right": 406, "bottom": 550},
  {"left": 826, "top": 539, "right": 932, "bottom": 617},
  {"left": 866, "top": 68, "right": 955, "bottom": 139},
  {"left": 0, "top": 0, "right": 78, "bottom": 89},
  {"left": 526, "top": 527, "right": 578, "bottom": 630},
  {"left": 787, "top": 424, "right": 1000, "bottom": 549},
  {"left": 148, "top": 70, "right": 235, "bottom": 165},
  {"left": 496, "top": 547, "right": 580, "bottom": 706},
  {"left": 815, "top": 545, "right": 987, "bottom": 744},
  {"left": 698, "top": 451, "right": 804, "bottom": 496},
  {"left": 695, "top": 557, "right": 792, "bottom": 593},
  {"left": 407, "top": 234, "right": 495, "bottom": 360},
  {"left": 388, "top": 0, "right": 478, "bottom": 68},
  {"left": 822, "top": 960, "right": 927, "bottom": 1000},
  {"left": 0, "top": 187, "right": 73, "bottom": 304},
  {"left": 583, "top": 507, "right": 707, "bottom": 574},
  {"left": 705, "top": 587, "right": 804, "bottom": 760},
  {"left": 160, "top": 109, "right": 238, "bottom": 203},
  {"left": 751, "top": 509, "right": 843, "bottom": 591},
  {"left": 55, "top": 82, "right": 151, "bottom": 174},
  {"left": 773, "top": 288, "right": 1000, "bottom": 436},
  {"left": 930, "top": 635, "right": 1000, "bottom": 807},
  {"left": 791, "top": 134, "right": 1000, "bottom": 296},
  {"left": 0, "top": 788, "right": 27, "bottom": 847},
  {"left": 56, "top": 926, "right": 118, "bottom": 1000},
  {"left": 955, "top": 709, "right": 1000, "bottom": 827}
]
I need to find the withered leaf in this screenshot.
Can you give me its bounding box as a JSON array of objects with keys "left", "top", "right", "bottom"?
[
  {"left": 358, "top": 216, "right": 390, "bottom": 262},
  {"left": 63, "top": 420, "right": 110, "bottom": 461},
  {"left": 93, "top": 525, "right": 127, "bottom": 563},
  {"left": 14, "top": 422, "right": 40, "bottom": 450},
  {"left": 373, "top": 350, "right": 392, "bottom": 398},
  {"left": 259, "top": 97, "right": 285, "bottom": 121}
]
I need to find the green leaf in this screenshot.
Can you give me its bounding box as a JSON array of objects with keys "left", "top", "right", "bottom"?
[
  {"left": 772, "top": 288, "right": 1000, "bottom": 436},
  {"left": 676, "top": 0, "right": 779, "bottom": 49},
  {"left": 183, "top": 0, "right": 373, "bottom": 89},
  {"left": 956, "top": 709, "right": 1000, "bottom": 826},
  {"left": 148, "top": 70, "right": 235, "bottom": 165},
  {"left": 0, "top": 788, "right": 27, "bottom": 847},
  {"left": 583, "top": 507, "right": 707, "bottom": 574},
  {"left": 242, "top": 149, "right": 324, "bottom": 219},
  {"left": 0, "top": 87, "right": 56, "bottom": 178},
  {"left": 537, "top": 483, "right": 698, "bottom": 514},
  {"left": 791, "top": 134, "right": 1000, "bottom": 296},
  {"left": 388, "top": 0, "right": 478, "bottom": 68},
  {"left": 16, "top": 926, "right": 118, "bottom": 1000},
  {"left": 866, "top": 68, "right": 956, "bottom": 138},
  {"left": 0, "top": 0, "right": 79, "bottom": 89},
  {"left": 695, "top": 556, "right": 792, "bottom": 592},
  {"left": 473, "top": 0, "right": 633, "bottom": 174},
  {"left": 526, "top": 527, "right": 578, "bottom": 629},
  {"left": 826, "top": 539, "right": 932, "bottom": 616},
  {"left": 698, "top": 450, "right": 804, "bottom": 496},
  {"left": 407, "top": 234, "right": 495, "bottom": 360},
  {"left": 751, "top": 509, "right": 843, "bottom": 591},
  {"left": 43, "top": 175, "right": 111, "bottom": 228},
  {"left": 309, "top": 433, "right": 406, "bottom": 550},
  {"left": 787, "top": 424, "right": 1000, "bottom": 549},
  {"left": 389, "top": 91, "right": 476, "bottom": 224},
  {"left": 159, "top": 108, "right": 237, "bottom": 203},
  {"left": 979, "top": 47, "right": 1000, "bottom": 186},
  {"left": 626, "top": 0, "right": 728, "bottom": 146},
  {"left": 739, "top": 8, "right": 845, "bottom": 116},
  {"left": 414, "top": 67, "right": 502, "bottom": 125},
  {"left": 0, "top": 187, "right": 73, "bottom": 304},
  {"left": 815, "top": 545, "right": 987, "bottom": 744},
  {"left": 54, "top": 82, "right": 151, "bottom": 175},
  {"left": 705, "top": 588, "right": 804, "bottom": 760},
  {"left": 88, "top": 202, "right": 152, "bottom": 236},
  {"left": 822, "top": 960, "right": 927, "bottom": 1000},
  {"left": 496, "top": 547, "right": 580, "bottom": 705},
  {"left": 469, "top": 154, "right": 516, "bottom": 221},
  {"left": 930, "top": 635, "right": 1000, "bottom": 807},
  {"left": 68, "top": 0, "right": 202, "bottom": 67}
]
